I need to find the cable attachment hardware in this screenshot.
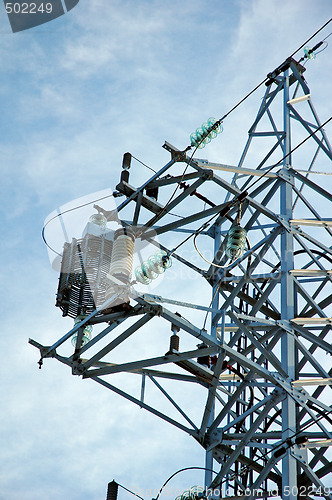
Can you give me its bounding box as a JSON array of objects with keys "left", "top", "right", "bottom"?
[
  {"left": 190, "top": 118, "right": 223, "bottom": 149},
  {"left": 303, "top": 41, "right": 324, "bottom": 60}
]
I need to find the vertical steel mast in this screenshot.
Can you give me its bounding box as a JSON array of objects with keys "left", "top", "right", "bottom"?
[
  {"left": 30, "top": 56, "right": 332, "bottom": 499},
  {"left": 279, "top": 67, "right": 297, "bottom": 500}
]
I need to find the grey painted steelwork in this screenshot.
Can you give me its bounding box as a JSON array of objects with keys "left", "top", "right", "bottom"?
[{"left": 30, "top": 58, "right": 332, "bottom": 499}]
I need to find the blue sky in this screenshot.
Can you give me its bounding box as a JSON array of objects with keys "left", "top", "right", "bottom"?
[{"left": 1, "top": 1, "right": 331, "bottom": 500}]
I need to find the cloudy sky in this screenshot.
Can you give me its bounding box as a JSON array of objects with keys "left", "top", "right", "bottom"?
[{"left": 1, "top": 1, "right": 331, "bottom": 500}]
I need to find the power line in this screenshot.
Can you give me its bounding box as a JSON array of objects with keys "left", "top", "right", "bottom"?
[
  {"left": 187, "top": 18, "right": 332, "bottom": 148},
  {"left": 246, "top": 115, "right": 332, "bottom": 192},
  {"left": 41, "top": 193, "right": 114, "bottom": 256}
]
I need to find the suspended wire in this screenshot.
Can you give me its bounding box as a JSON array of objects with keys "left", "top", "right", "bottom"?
[
  {"left": 322, "top": 31, "right": 332, "bottom": 41},
  {"left": 154, "top": 466, "right": 218, "bottom": 500},
  {"left": 288, "top": 19, "right": 331, "bottom": 58},
  {"left": 245, "top": 115, "right": 332, "bottom": 193},
  {"left": 168, "top": 208, "right": 221, "bottom": 258},
  {"left": 131, "top": 154, "right": 157, "bottom": 174},
  {"left": 194, "top": 232, "right": 232, "bottom": 269},
  {"left": 152, "top": 19, "right": 332, "bottom": 251},
  {"left": 185, "top": 18, "right": 332, "bottom": 149},
  {"left": 117, "top": 482, "right": 145, "bottom": 500},
  {"left": 41, "top": 21, "right": 332, "bottom": 261},
  {"left": 41, "top": 193, "right": 115, "bottom": 256}
]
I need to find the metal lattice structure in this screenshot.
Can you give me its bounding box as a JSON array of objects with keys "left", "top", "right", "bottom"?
[{"left": 30, "top": 57, "right": 332, "bottom": 500}]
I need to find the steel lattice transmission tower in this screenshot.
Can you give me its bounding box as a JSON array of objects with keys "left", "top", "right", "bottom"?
[{"left": 30, "top": 57, "right": 332, "bottom": 500}]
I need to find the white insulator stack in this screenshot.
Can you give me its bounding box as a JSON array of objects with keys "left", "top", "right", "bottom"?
[
  {"left": 106, "top": 227, "right": 135, "bottom": 305},
  {"left": 108, "top": 230, "right": 135, "bottom": 280}
]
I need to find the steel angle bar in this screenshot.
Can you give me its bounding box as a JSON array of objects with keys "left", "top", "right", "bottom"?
[
  {"left": 91, "top": 376, "right": 199, "bottom": 438},
  {"left": 292, "top": 323, "right": 332, "bottom": 355},
  {"left": 251, "top": 131, "right": 285, "bottom": 137},
  {"left": 242, "top": 453, "right": 284, "bottom": 500},
  {"left": 219, "top": 272, "right": 280, "bottom": 283},
  {"left": 294, "top": 229, "right": 332, "bottom": 258},
  {"left": 74, "top": 317, "right": 128, "bottom": 356},
  {"left": 209, "top": 391, "right": 284, "bottom": 488},
  {"left": 148, "top": 171, "right": 204, "bottom": 188},
  {"left": 222, "top": 344, "right": 277, "bottom": 383},
  {"left": 30, "top": 293, "right": 121, "bottom": 358},
  {"left": 316, "top": 462, "right": 332, "bottom": 479},
  {"left": 291, "top": 169, "right": 332, "bottom": 203},
  {"left": 200, "top": 351, "right": 227, "bottom": 436},
  {"left": 88, "top": 303, "right": 146, "bottom": 324},
  {"left": 159, "top": 308, "right": 221, "bottom": 348},
  {"left": 136, "top": 369, "right": 202, "bottom": 384},
  {"left": 207, "top": 378, "right": 252, "bottom": 438},
  {"left": 142, "top": 201, "right": 232, "bottom": 240},
  {"left": 294, "top": 336, "right": 331, "bottom": 380},
  {"left": 229, "top": 312, "right": 287, "bottom": 378},
  {"left": 244, "top": 179, "right": 281, "bottom": 230},
  {"left": 291, "top": 219, "right": 332, "bottom": 227},
  {"left": 289, "top": 60, "right": 310, "bottom": 95},
  {"left": 80, "top": 361, "right": 204, "bottom": 384},
  {"left": 289, "top": 106, "right": 332, "bottom": 160},
  {"left": 292, "top": 378, "right": 332, "bottom": 387},
  {"left": 294, "top": 458, "right": 332, "bottom": 500},
  {"left": 307, "top": 99, "right": 332, "bottom": 153},
  {"left": 297, "top": 325, "right": 331, "bottom": 372},
  {"left": 306, "top": 395, "right": 332, "bottom": 414},
  {"left": 148, "top": 375, "right": 199, "bottom": 431},
  {"left": 139, "top": 293, "right": 221, "bottom": 314},
  {"left": 145, "top": 175, "right": 210, "bottom": 228},
  {"left": 195, "top": 160, "right": 278, "bottom": 178},
  {"left": 132, "top": 190, "right": 143, "bottom": 226},
  {"left": 52, "top": 352, "right": 75, "bottom": 368},
  {"left": 291, "top": 185, "right": 332, "bottom": 238},
  {"left": 83, "top": 346, "right": 217, "bottom": 378},
  {"left": 116, "top": 157, "right": 177, "bottom": 212},
  {"left": 219, "top": 393, "right": 283, "bottom": 435},
  {"left": 81, "top": 314, "right": 154, "bottom": 370},
  {"left": 309, "top": 446, "right": 331, "bottom": 473},
  {"left": 218, "top": 228, "right": 281, "bottom": 311},
  {"left": 292, "top": 276, "right": 328, "bottom": 318},
  {"left": 250, "top": 279, "right": 280, "bottom": 317},
  {"left": 191, "top": 160, "right": 280, "bottom": 224},
  {"left": 247, "top": 81, "right": 284, "bottom": 136}
]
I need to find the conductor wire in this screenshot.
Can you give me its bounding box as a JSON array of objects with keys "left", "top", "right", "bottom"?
[
  {"left": 245, "top": 116, "right": 332, "bottom": 193},
  {"left": 188, "top": 18, "right": 332, "bottom": 141},
  {"left": 42, "top": 193, "right": 114, "bottom": 256}
]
